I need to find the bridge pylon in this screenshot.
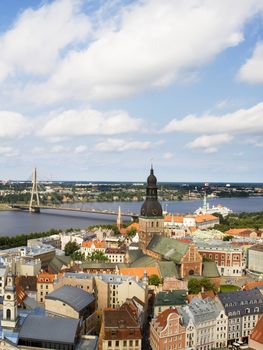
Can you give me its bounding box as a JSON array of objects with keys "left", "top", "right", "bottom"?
[{"left": 29, "top": 167, "right": 40, "bottom": 213}]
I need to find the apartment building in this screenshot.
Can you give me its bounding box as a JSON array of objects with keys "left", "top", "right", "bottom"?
[
  {"left": 218, "top": 289, "right": 263, "bottom": 344},
  {"left": 197, "top": 241, "right": 243, "bottom": 276},
  {"left": 150, "top": 308, "right": 186, "bottom": 350},
  {"left": 181, "top": 297, "right": 228, "bottom": 350}
]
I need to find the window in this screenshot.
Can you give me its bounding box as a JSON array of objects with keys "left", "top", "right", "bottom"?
[
  {"left": 135, "top": 340, "right": 139, "bottom": 346},
  {"left": 123, "top": 340, "right": 127, "bottom": 347},
  {"left": 6, "top": 309, "right": 11, "bottom": 320},
  {"left": 108, "top": 341, "right": 112, "bottom": 347},
  {"left": 129, "top": 340, "right": 133, "bottom": 347},
  {"left": 116, "top": 341, "right": 119, "bottom": 347}
]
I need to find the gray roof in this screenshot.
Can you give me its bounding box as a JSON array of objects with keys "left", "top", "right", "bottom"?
[
  {"left": 49, "top": 255, "right": 72, "bottom": 273},
  {"left": 77, "top": 336, "right": 98, "bottom": 350},
  {"left": 63, "top": 272, "right": 143, "bottom": 287},
  {"left": 19, "top": 315, "right": 79, "bottom": 344},
  {"left": 181, "top": 297, "right": 223, "bottom": 325},
  {"left": 46, "top": 285, "right": 95, "bottom": 312},
  {"left": 218, "top": 289, "right": 263, "bottom": 318}
]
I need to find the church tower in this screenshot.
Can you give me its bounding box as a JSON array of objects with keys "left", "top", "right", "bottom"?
[
  {"left": 116, "top": 206, "right": 122, "bottom": 231},
  {"left": 1, "top": 273, "right": 18, "bottom": 329},
  {"left": 139, "top": 166, "right": 164, "bottom": 249}
]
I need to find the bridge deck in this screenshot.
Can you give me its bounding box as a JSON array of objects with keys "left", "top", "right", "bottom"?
[{"left": 10, "top": 204, "right": 138, "bottom": 218}]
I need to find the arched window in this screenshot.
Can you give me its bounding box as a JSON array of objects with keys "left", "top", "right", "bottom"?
[{"left": 6, "top": 309, "right": 11, "bottom": 320}]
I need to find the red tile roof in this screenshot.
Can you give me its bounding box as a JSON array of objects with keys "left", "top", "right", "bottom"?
[
  {"left": 82, "top": 240, "right": 106, "bottom": 248},
  {"left": 156, "top": 308, "right": 179, "bottom": 329},
  {"left": 243, "top": 281, "right": 263, "bottom": 290},
  {"left": 120, "top": 267, "right": 160, "bottom": 279},
  {"left": 250, "top": 316, "right": 263, "bottom": 345}
]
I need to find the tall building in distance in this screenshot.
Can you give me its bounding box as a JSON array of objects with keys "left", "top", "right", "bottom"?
[{"left": 139, "top": 166, "right": 164, "bottom": 250}]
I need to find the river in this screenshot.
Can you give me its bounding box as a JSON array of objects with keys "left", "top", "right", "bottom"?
[{"left": 0, "top": 197, "right": 263, "bottom": 236}]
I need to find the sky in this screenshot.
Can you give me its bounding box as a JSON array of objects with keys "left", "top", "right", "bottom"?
[{"left": 0, "top": 0, "right": 263, "bottom": 182}]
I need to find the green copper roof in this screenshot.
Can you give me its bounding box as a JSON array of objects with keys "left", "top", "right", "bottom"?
[
  {"left": 147, "top": 235, "right": 189, "bottom": 264},
  {"left": 202, "top": 261, "right": 220, "bottom": 277},
  {"left": 154, "top": 290, "right": 188, "bottom": 307},
  {"left": 158, "top": 261, "right": 179, "bottom": 279}
]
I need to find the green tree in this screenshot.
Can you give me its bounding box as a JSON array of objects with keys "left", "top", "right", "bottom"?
[
  {"left": 71, "top": 251, "right": 86, "bottom": 261},
  {"left": 188, "top": 278, "right": 202, "bottom": 294},
  {"left": 64, "top": 241, "right": 80, "bottom": 256},
  {"left": 200, "top": 278, "right": 217, "bottom": 293},
  {"left": 127, "top": 227, "right": 137, "bottom": 237},
  {"left": 89, "top": 250, "right": 108, "bottom": 262},
  {"left": 148, "top": 274, "right": 161, "bottom": 286},
  {"left": 223, "top": 235, "right": 233, "bottom": 241}
]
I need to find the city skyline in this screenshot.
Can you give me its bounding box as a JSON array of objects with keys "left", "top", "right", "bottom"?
[{"left": 0, "top": 0, "right": 263, "bottom": 181}]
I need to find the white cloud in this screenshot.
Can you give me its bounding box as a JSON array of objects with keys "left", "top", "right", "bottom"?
[
  {"left": 74, "top": 145, "right": 87, "bottom": 154},
  {"left": 0, "top": 0, "right": 91, "bottom": 81},
  {"left": 238, "top": 42, "right": 263, "bottom": 83},
  {"left": 95, "top": 138, "right": 151, "bottom": 152},
  {"left": 186, "top": 134, "right": 233, "bottom": 153},
  {"left": 51, "top": 145, "right": 69, "bottom": 153},
  {"left": 163, "top": 102, "right": 263, "bottom": 135},
  {"left": 0, "top": 146, "right": 19, "bottom": 157},
  {"left": 16, "top": 0, "right": 263, "bottom": 105},
  {"left": 40, "top": 108, "right": 143, "bottom": 137},
  {"left": 163, "top": 152, "right": 173, "bottom": 160},
  {"left": 0, "top": 111, "right": 31, "bottom": 138}
]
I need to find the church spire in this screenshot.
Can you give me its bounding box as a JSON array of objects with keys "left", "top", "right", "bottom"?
[
  {"left": 1, "top": 273, "right": 18, "bottom": 329},
  {"left": 140, "top": 167, "right": 163, "bottom": 217},
  {"left": 116, "top": 206, "right": 122, "bottom": 230}
]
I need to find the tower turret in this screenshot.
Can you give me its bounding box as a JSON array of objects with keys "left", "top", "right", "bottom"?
[
  {"left": 138, "top": 166, "right": 164, "bottom": 250},
  {"left": 1, "top": 273, "right": 18, "bottom": 329}
]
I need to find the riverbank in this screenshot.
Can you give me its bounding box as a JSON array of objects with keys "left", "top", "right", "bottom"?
[{"left": 0, "top": 204, "right": 17, "bottom": 211}]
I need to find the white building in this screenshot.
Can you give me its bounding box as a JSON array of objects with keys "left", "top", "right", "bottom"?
[
  {"left": 105, "top": 248, "right": 126, "bottom": 263},
  {"left": 0, "top": 264, "right": 8, "bottom": 297},
  {"left": 181, "top": 297, "right": 228, "bottom": 350},
  {"left": 81, "top": 240, "right": 106, "bottom": 258}
]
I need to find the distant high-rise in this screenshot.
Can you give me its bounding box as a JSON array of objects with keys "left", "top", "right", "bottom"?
[{"left": 139, "top": 166, "right": 164, "bottom": 249}]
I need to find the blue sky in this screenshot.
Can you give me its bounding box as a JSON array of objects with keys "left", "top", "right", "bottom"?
[{"left": 0, "top": 0, "right": 263, "bottom": 182}]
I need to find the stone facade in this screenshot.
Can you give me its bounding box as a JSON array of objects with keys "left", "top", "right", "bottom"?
[
  {"left": 150, "top": 309, "right": 186, "bottom": 350},
  {"left": 139, "top": 217, "right": 164, "bottom": 250},
  {"left": 180, "top": 244, "right": 202, "bottom": 278}
]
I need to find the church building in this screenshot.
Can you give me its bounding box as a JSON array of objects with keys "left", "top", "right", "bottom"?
[{"left": 139, "top": 166, "right": 164, "bottom": 250}]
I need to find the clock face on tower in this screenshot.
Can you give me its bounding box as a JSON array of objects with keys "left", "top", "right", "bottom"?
[
  {"left": 141, "top": 209, "right": 145, "bottom": 215},
  {"left": 152, "top": 208, "right": 158, "bottom": 215}
]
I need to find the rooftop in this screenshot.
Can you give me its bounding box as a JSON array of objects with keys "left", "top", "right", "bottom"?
[
  {"left": 250, "top": 316, "right": 263, "bottom": 345},
  {"left": 249, "top": 244, "right": 263, "bottom": 252},
  {"left": 120, "top": 266, "right": 160, "bottom": 279},
  {"left": 154, "top": 290, "right": 187, "bottom": 307},
  {"left": 155, "top": 308, "right": 179, "bottom": 329},
  {"left": 19, "top": 315, "right": 79, "bottom": 344},
  {"left": 46, "top": 285, "right": 95, "bottom": 312},
  {"left": 147, "top": 235, "right": 189, "bottom": 264}
]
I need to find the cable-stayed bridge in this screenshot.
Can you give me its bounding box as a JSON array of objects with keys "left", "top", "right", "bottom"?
[{"left": 10, "top": 168, "right": 139, "bottom": 221}]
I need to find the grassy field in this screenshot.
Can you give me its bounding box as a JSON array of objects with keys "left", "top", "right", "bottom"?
[{"left": 220, "top": 284, "right": 240, "bottom": 293}]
